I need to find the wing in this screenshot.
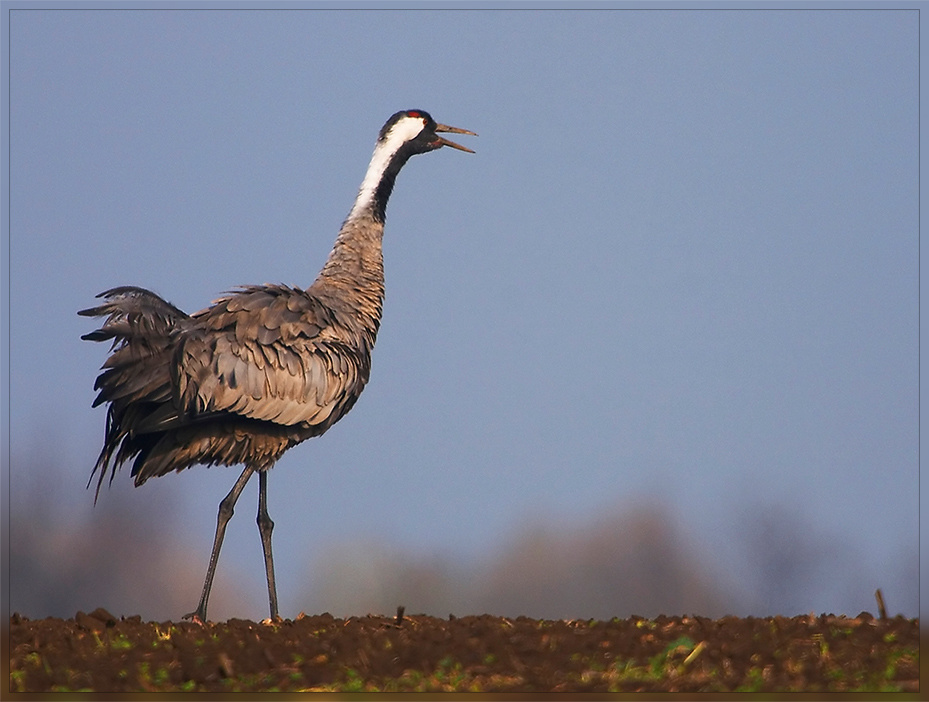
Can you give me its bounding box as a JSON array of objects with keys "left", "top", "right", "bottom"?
[
  {"left": 79, "top": 286, "right": 194, "bottom": 496},
  {"left": 170, "top": 284, "right": 371, "bottom": 432},
  {"left": 79, "top": 285, "right": 190, "bottom": 414}
]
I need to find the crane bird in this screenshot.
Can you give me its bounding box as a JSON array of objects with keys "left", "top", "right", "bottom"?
[{"left": 79, "top": 110, "right": 476, "bottom": 622}]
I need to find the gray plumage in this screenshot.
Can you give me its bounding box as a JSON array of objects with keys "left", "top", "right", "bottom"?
[
  {"left": 80, "top": 281, "right": 371, "bottom": 487},
  {"left": 80, "top": 110, "right": 475, "bottom": 621}
]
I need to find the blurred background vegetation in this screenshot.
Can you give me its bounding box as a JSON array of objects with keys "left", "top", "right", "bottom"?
[{"left": 7, "top": 452, "right": 916, "bottom": 622}]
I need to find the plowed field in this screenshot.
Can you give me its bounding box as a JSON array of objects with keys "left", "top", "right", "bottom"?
[{"left": 8, "top": 609, "right": 919, "bottom": 693}]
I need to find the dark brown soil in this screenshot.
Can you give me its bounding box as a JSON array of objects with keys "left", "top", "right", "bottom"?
[{"left": 7, "top": 609, "right": 919, "bottom": 693}]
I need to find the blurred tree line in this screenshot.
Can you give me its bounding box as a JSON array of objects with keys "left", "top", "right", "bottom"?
[{"left": 7, "top": 454, "right": 917, "bottom": 622}]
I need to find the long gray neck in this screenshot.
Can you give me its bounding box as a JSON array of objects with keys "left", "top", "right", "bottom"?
[
  {"left": 311, "top": 214, "right": 385, "bottom": 329},
  {"left": 308, "top": 133, "right": 414, "bottom": 337}
]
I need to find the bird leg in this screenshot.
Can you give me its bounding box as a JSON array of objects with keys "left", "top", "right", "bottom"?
[
  {"left": 184, "top": 464, "right": 255, "bottom": 623},
  {"left": 257, "top": 470, "right": 281, "bottom": 621}
]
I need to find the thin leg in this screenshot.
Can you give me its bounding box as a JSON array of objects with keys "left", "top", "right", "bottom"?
[
  {"left": 257, "top": 470, "right": 280, "bottom": 621},
  {"left": 184, "top": 465, "right": 255, "bottom": 623}
]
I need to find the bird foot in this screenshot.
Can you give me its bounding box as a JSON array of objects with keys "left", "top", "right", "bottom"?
[{"left": 182, "top": 610, "right": 207, "bottom": 626}]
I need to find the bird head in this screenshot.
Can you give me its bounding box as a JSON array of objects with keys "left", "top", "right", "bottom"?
[
  {"left": 348, "top": 110, "right": 476, "bottom": 222},
  {"left": 378, "top": 109, "right": 477, "bottom": 155}
]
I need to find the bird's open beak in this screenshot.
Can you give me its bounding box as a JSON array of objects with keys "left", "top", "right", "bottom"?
[{"left": 435, "top": 123, "right": 477, "bottom": 153}]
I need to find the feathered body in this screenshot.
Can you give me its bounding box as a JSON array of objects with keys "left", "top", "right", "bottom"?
[
  {"left": 81, "top": 278, "right": 380, "bottom": 494},
  {"left": 81, "top": 196, "right": 388, "bottom": 500},
  {"left": 79, "top": 110, "right": 474, "bottom": 621}
]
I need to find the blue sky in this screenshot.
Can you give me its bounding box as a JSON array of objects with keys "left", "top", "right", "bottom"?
[{"left": 5, "top": 6, "right": 920, "bottom": 620}]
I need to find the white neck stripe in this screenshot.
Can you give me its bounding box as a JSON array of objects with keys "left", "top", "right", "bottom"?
[{"left": 348, "top": 116, "right": 425, "bottom": 220}]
